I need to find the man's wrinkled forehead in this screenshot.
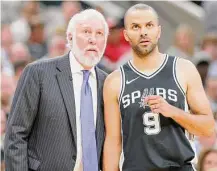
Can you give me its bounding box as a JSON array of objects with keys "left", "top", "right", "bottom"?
[{"left": 76, "top": 19, "right": 105, "bottom": 31}]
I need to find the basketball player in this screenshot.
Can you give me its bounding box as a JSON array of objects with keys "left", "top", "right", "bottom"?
[{"left": 103, "top": 4, "right": 215, "bottom": 171}]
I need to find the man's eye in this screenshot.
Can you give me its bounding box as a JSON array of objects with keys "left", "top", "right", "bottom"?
[
  {"left": 97, "top": 31, "right": 103, "bottom": 36},
  {"left": 147, "top": 23, "right": 153, "bottom": 28},
  {"left": 84, "top": 29, "right": 90, "bottom": 34},
  {"left": 132, "top": 25, "right": 139, "bottom": 29}
]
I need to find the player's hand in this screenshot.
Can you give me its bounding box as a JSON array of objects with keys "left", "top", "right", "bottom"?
[{"left": 145, "top": 95, "right": 176, "bottom": 118}]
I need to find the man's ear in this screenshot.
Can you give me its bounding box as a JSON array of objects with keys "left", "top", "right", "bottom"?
[
  {"left": 68, "top": 33, "right": 73, "bottom": 41},
  {"left": 123, "top": 29, "right": 129, "bottom": 42}
]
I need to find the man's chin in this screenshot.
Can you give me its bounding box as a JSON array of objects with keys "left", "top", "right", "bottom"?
[{"left": 80, "top": 57, "right": 100, "bottom": 68}]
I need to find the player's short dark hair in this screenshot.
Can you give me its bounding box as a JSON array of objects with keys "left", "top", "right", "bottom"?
[{"left": 124, "top": 3, "right": 159, "bottom": 28}]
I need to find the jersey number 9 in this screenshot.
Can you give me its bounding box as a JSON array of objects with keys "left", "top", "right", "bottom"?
[{"left": 143, "top": 112, "right": 161, "bottom": 135}]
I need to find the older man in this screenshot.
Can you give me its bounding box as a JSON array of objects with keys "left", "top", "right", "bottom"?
[{"left": 5, "top": 9, "right": 108, "bottom": 171}]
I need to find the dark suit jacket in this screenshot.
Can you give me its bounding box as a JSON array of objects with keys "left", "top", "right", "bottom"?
[{"left": 4, "top": 54, "right": 107, "bottom": 171}]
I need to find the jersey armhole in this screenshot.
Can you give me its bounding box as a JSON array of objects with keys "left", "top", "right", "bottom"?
[
  {"left": 118, "top": 66, "right": 125, "bottom": 107},
  {"left": 118, "top": 66, "right": 125, "bottom": 170},
  {"left": 173, "top": 56, "right": 186, "bottom": 97},
  {"left": 173, "top": 57, "right": 189, "bottom": 112}
]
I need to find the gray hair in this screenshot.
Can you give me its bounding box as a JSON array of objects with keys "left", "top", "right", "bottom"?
[{"left": 66, "top": 9, "right": 109, "bottom": 49}]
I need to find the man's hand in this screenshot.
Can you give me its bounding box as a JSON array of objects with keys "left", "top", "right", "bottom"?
[{"left": 145, "top": 95, "right": 176, "bottom": 118}]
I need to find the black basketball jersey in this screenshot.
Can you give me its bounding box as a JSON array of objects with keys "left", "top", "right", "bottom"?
[{"left": 119, "top": 55, "right": 196, "bottom": 171}]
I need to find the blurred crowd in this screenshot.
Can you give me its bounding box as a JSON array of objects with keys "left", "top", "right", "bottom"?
[{"left": 1, "top": 1, "right": 217, "bottom": 171}]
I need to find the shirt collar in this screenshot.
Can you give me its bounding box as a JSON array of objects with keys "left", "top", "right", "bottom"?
[{"left": 69, "top": 51, "right": 96, "bottom": 78}]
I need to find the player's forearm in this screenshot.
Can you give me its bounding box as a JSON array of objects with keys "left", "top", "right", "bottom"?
[
  {"left": 171, "top": 106, "right": 215, "bottom": 137},
  {"left": 103, "top": 137, "right": 121, "bottom": 171}
]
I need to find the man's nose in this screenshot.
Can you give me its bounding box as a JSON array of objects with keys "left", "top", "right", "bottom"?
[
  {"left": 88, "top": 35, "right": 97, "bottom": 45},
  {"left": 140, "top": 27, "right": 148, "bottom": 37}
]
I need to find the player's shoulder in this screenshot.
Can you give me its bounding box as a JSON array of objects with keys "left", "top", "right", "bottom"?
[
  {"left": 104, "top": 69, "right": 122, "bottom": 94},
  {"left": 175, "top": 57, "right": 197, "bottom": 73},
  {"left": 175, "top": 57, "right": 195, "bottom": 68},
  {"left": 105, "top": 69, "right": 121, "bottom": 84},
  {"left": 175, "top": 57, "right": 200, "bottom": 84}
]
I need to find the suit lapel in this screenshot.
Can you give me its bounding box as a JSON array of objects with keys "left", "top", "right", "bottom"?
[
  {"left": 95, "top": 67, "right": 105, "bottom": 160},
  {"left": 56, "top": 55, "right": 77, "bottom": 148},
  {"left": 56, "top": 57, "right": 105, "bottom": 159}
]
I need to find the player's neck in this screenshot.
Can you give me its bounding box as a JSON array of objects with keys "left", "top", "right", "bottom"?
[{"left": 131, "top": 47, "right": 165, "bottom": 72}]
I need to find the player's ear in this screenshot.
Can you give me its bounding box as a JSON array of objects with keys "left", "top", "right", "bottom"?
[{"left": 123, "top": 29, "right": 129, "bottom": 42}]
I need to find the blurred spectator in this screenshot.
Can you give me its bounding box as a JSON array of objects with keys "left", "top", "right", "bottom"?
[
  {"left": 195, "top": 132, "right": 217, "bottom": 157},
  {"left": 193, "top": 32, "right": 217, "bottom": 88},
  {"left": 1, "top": 1, "right": 22, "bottom": 23},
  {"left": 9, "top": 43, "right": 32, "bottom": 85},
  {"left": 1, "top": 24, "right": 15, "bottom": 76},
  {"left": 42, "top": 34, "right": 67, "bottom": 59},
  {"left": 203, "top": 1, "right": 217, "bottom": 34},
  {"left": 0, "top": 110, "right": 6, "bottom": 141},
  {"left": 205, "top": 68, "right": 217, "bottom": 116},
  {"left": 167, "top": 24, "right": 195, "bottom": 61},
  {"left": 27, "top": 16, "right": 48, "bottom": 59},
  {"left": 1, "top": 73, "right": 16, "bottom": 116},
  {"left": 208, "top": 61, "right": 217, "bottom": 88},
  {"left": 13, "top": 60, "right": 29, "bottom": 85},
  {"left": 1, "top": 24, "right": 14, "bottom": 56},
  {"left": 45, "top": 1, "right": 81, "bottom": 38},
  {"left": 0, "top": 110, "right": 6, "bottom": 171},
  {"left": 201, "top": 33, "right": 217, "bottom": 61},
  {"left": 10, "top": 1, "right": 41, "bottom": 42},
  {"left": 41, "top": 1, "right": 61, "bottom": 6},
  {"left": 62, "top": 1, "right": 81, "bottom": 24},
  {"left": 10, "top": 43, "right": 32, "bottom": 66},
  {"left": 1, "top": 110, "right": 6, "bottom": 158},
  {"left": 95, "top": 5, "right": 106, "bottom": 16},
  {"left": 197, "top": 148, "right": 217, "bottom": 171},
  {"left": 99, "top": 18, "right": 131, "bottom": 72},
  {"left": 1, "top": 49, "right": 14, "bottom": 77},
  {"left": 193, "top": 51, "right": 211, "bottom": 86}
]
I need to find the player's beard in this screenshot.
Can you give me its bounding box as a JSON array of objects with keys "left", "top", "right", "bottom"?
[
  {"left": 72, "top": 32, "right": 105, "bottom": 67},
  {"left": 132, "top": 41, "right": 157, "bottom": 58},
  {"left": 127, "top": 33, "right": 158, "bottom": 58}
]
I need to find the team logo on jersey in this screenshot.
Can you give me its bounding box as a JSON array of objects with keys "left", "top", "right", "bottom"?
[
  {"left": 121, "top": 87, "right": 177, "bottom": 109},
  {"left": 138, "top": 88, "right": 154, "bottom": 109}
]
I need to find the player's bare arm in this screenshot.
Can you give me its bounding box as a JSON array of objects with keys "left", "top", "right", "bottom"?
[
  {"left": 103, "top": 70, "right": 122, "bottom": 171},
  {"left": 146, "top": 58, "right": 215, "bottom": 137}
]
